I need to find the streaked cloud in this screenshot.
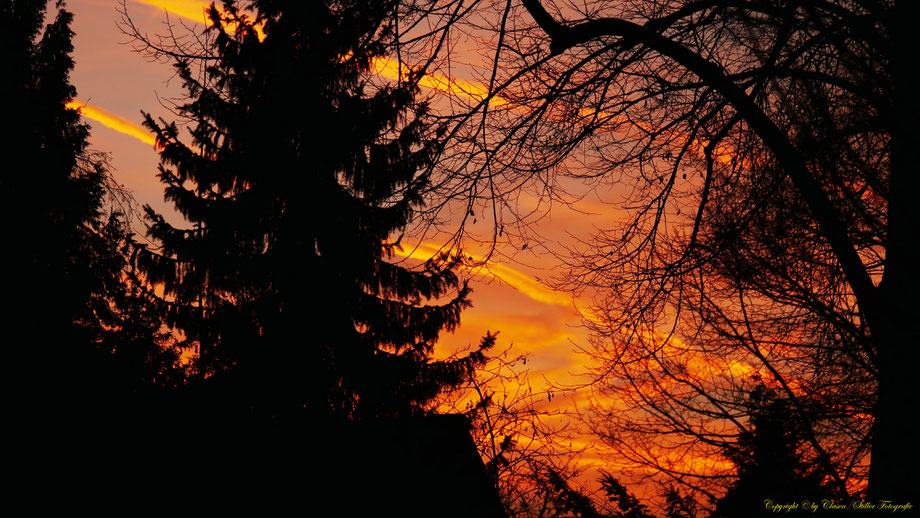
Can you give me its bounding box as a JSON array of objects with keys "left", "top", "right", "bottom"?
[
  {"left": 66, "top": 99, "right": 157, "bottom": 147},
  {"left": 131, "top": 0, "right": 508, "bottom": 109},
  {"left": 133, "top": 0, "right": 212, "bottom": 23},
  {"left": 370, "top": 56, "right": 509, "bottom": 109},
  {"left": 133, "top": 0, "right": 266, "bottom": 39},
  {"left": 392, "top": 241, "right": 574, "bottom": 309}
]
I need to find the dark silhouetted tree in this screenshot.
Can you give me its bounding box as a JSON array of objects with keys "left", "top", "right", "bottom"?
[
  {"left": 4, "top": 0, "right": 104, "bottom": 384},
  {"left": 598, "top": 473, "right": 654, "bottom": 518},
  {"left": 430, "top": 0, "right": 913, "bottom": 504},
  {"left": 2, "top": 0, "right": 181, "bottom": 406},
  {"left": 663, "top": 488, "right": 698, "bottom": 518},
  {"left": 2, "top": 6, "right": 183, "bottom": 492},
  {"left": 132, "top": 0, "right": 483, "bottom": 421},
  {"left": 711, "top": 386, "right": 832, "bottom": 517}
]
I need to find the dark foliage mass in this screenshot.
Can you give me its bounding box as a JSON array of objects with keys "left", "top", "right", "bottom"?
[
  {"left": 2, "top": 2, "right": 185, "bottom": 502},
  {"left": 131, "top": 0, "right": 488, "bottom": 421},
  {"left": 711, "top": 386, "right": 832, "bottom": 517},
  {"left": 2, "top": 0, "right": 181, "bottom": 417},
  {"left": 0, "top": 1, "right": 615, "bottom": 513}
]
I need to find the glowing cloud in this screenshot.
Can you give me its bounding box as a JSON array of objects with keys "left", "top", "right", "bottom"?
[
  {"left": 130, "top": 0, "right": 736, "bottom": 166},
  {"left": 133, "top": 0, "right": 266, "bottom": 39},
  {"left": 370, "top": 57, "right": 509, "bottom": 109},
  {"left": 133, "top": 0, "right": 212, "bottom": 23},
  {"left": 392, "top": 241, "right": 573, "bottom": 309},
  {"left": 132, "top": 1, "right": 507, "bottom": 108},
  {"left": 66, "top": 100, "right": 157, "bottom": 148}
]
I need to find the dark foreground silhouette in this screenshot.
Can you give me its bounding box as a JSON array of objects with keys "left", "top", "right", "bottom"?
[{"left": 28, "top": 380, "right": 506, "bottom": 517}]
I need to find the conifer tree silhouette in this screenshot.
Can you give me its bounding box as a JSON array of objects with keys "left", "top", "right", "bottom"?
[
  {"left": 3, "top": 0, "right": 178, "bottom": 396},
  {"left": 710, "top": 386, "right": 832, "bottom": 517},
  {"left": 2, "top": 3, "right": 181, "bottom": 481},
  {"left": 134, "top": 0, "right": 482, "bottom": 421},
  {"left": 4, "top": 0, "right": 102, "bottom": 368}
]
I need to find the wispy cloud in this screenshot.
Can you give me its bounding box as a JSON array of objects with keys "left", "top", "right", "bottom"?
[
  {"left": 131, "top": 0, "right": 508, "bottom": 109},
  {"left": 391, "top": 241, "right": 574, "bottom": 309},
  {"left": 75, "top": 1, "right": 508, "bottom": 147},
  {"left": 132, "top": 0, "right": 215, "bottom": 26},
  {"left": 66, "top": 100, "right": 157, "bottom": 147}
]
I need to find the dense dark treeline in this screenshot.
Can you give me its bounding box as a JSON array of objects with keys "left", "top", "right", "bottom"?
[
  {"left": 2, "top": 0, "right": 182, "bottom": 431},
  {"left": 2, "top": 0, "right": 504, "bottom": 513},
  {"left": 711, "top": 387, "right": 834, "bottom": 517},
  {"left": 1, "top": 1, "right": 187, "bottom": 504}
]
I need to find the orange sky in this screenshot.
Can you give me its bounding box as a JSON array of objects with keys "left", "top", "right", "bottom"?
[
  {"left": 67, "top": 0, "right": 598, "bottom": 408},
  {"left": 68, "top": 0, "right": 601, "bottom": 362},
  {"left": 64, "top": 0, "right": 773, "bottom": 505}
]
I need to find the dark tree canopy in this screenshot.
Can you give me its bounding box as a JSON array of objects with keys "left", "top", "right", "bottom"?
[
  {"left": 711, "top": 386, "right": 833, "bottom": 517},
  {"left": 134, "top": 0, "right": 484, "bottom": 421},
  {"left": 431, "top": 0, "right": 916, "bottom": 504},
  {"left": 3, "top": 0, "right": 105, "bottom": 356},
  {"left": 2, "top": 6, "right": 184, "bottom": 496},
  {"left": 2, "top": 0, "right": 180, "bottom": 400}
]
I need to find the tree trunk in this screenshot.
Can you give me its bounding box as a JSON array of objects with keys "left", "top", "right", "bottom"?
[{"left": 868, "top": 4, "right": 919, "bottom": 499}]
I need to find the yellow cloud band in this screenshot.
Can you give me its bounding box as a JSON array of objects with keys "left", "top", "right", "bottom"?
[
  {"left": 133, "top": 0, "right": 212, "bottom": 24},
  {"left": 132, "top": 1, "right": 506, "bottom": 109},
  {"left": 391, "top": 241, "right": 574, "bottom": 309},
  {"left": 66, "top": 100, "right": 157, "bottom": 147}
]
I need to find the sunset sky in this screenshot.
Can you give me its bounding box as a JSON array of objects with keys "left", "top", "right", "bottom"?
[
  {"left": 62, "top": 0, "right": 747, "bottom": 499},
  {"left": 67, "top": 0, "right": 602, "bottom": 387},
  {"left": 27, "top": 0, "right": 898, "bottom": 509}
]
